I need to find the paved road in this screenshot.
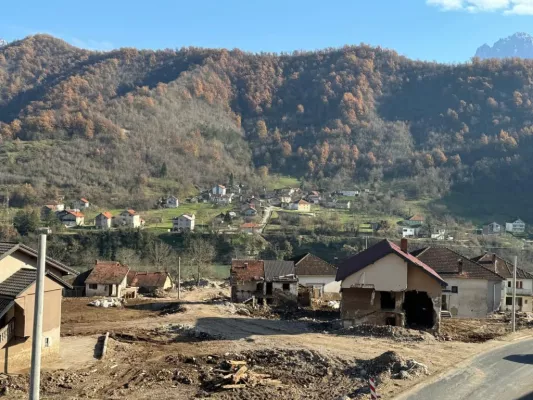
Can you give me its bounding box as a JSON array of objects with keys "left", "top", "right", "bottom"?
[{"left": 396, "top": 337, "right": 533, "bottom": 400}]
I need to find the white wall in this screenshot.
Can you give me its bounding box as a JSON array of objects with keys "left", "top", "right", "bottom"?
[
  {"left": 442, "top": 278, "right": 499, "bottom": 318},
  {"left": 341, "top": 253, "right": 407, "bottom": 291},
  {"left": 299, "top": 275, "right": 340, "bottom": 293},
  {"left": 86, "top": 283, "right": 112, "bottom": 297}
]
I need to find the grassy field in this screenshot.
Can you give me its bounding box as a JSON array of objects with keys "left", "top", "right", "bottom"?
[{"left": 264, "top": 175, "right": 300, "bottom": 191}]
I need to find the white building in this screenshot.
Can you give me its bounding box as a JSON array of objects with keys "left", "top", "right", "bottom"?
[
  {"left": 73, "top": 198, "right": 90, "bottom": 209},
  {"left": 483, "top": 222, "right": 501, "bottom": 235},
  {"left": 95, "top": 212, "right": 112, "bottom": 229},
  {"left": 339, "top": 190, "right": 360, "bottom": 197},
  {"left": 291, "top": 253, "right": 340, "bottom": 299},
  {"left": 113, "top": 209, "right": 141, "bottom": 228},
  {"left": 172, "top": 214, "right": 195, "bottom": 232},
  {"left": 212, "top": 184, "right": 227, "bottom": 196},
  {"left": 506, "top": 218, "right": 526, "bottom": 234},
  {"left": 165, "top": 196, "right": 179, "bottom": 208},
  {"left": 84, "top": 261, "right": 129, "bottom": 298},
  {"left": 402, "top": 227, "right": 419, "bottom": 238}
]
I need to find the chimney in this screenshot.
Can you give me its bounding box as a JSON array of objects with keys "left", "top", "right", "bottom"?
[
  {"left": 457, "top": 258, "right": 463, "bottom": 274},
  {"left": 492, "top": 253, "right": 497, "bottom": 265},
  {"left": 400, "top": 238, "right": 408, "bottom": 253}
]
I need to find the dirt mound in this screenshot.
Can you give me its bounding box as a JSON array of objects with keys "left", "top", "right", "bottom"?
[
  {"left": 357, "top": 351, "right": 428, "bottom": 381},
  {"left": 339, "top": 324, "right": 436, "bottom": 342},
  {"left": 440, "top": 318, "right": 508, "bottom": 342}
]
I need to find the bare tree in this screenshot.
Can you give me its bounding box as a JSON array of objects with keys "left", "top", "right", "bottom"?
[
  {"left": 185, "top": 238, "right": 215, "bottom": 284},
  {"left": 116, "top": 248, "right": 141, "bottom": 267},
  {"left": 148, "top": 240, "right": 176, "bottom": 272}
]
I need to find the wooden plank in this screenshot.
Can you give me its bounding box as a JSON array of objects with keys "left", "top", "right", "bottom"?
[
  {"left": 222, "top": 384, "right": 246, "bottom": 390},
  {"left": 233, "top": 366, "right": 248, "bottom": 384}
]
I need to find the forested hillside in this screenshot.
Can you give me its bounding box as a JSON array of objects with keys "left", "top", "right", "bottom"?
[{"left": 1, "top": 35, "right": 533, "bottom": 217}]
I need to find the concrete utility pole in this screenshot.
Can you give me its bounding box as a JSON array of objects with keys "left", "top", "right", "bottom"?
[
  {"left": 512, "top": 255, "right": 517, "bottom": 333},
  {"left": 29, "top": 233, "right": 47, "bottom": 400},
  {"left": 177, "top": 256, "right": 181, "bottom": 300}
]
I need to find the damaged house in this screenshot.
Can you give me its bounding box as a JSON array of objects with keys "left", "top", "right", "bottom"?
[
  {"left": 412, "top": 247, "right": 504, "bottom": 318},
  {"left": 230, "top": 259, "right": 298, "bottom": 305},
  {"left": 336, "top": 239, "right": 446, "bottom": 331},
  {"left": 291, "top": 253, "right": 340, "bottom": 299}
]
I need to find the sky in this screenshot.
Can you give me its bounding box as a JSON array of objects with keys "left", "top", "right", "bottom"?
[{"left": 3, "top": 0, "right": 533, "bottom": 63}]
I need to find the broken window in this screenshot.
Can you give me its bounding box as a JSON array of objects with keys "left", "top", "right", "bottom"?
[
  {"left": 282, "top": 283, "right": 290, "bottom": 291},
  {"left": 380, "top": 291, "right": 395, "bottom": 310},
  {"left": 508, "top": 281, "right": 512, "bottom": 288},
  {"left": 506, "top": 297, "right": 513, "bottom": 306}
]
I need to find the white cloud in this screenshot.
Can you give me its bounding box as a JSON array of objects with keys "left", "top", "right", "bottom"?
[
  {"left": 70, "top": 38, "right": 114, "bottom": 51},
  {"left": 427, "top": 0, "right": 533, "bottom": 14}
]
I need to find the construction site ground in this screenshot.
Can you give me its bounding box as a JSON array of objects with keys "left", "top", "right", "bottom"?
[{"left": 2, "top": 285, "right": 532, "bottom": 399}]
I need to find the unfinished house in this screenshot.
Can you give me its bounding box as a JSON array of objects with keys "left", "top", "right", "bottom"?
[
  {"left": 412, "top": 247, "right": 503, "bottom": 318},
  {"left": 0, "top": 246, "right": 73, "bottom": 372},
  {"left": 263, "top": 260, "right": 298, "bottom": 305},
  {"left": 472, "top": 253, "right": 533, "bottom": 312},
  {"left": 336, "top": 239, "right": 446, "bottom": 331},
  {"left": 84, "top": 261, "right": 130, "bottom": 297},
  {"left": 291, "top": 253, "right": 340, "bottom": 300},
  {"left": 230, "top": 260, "right": 265, "bottom": 303}
]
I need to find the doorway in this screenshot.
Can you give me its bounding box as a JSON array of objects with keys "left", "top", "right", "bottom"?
[
  {"left": 266, "top": 282, "right": 273, "bottom": 295},
  {"left": 403, "top": 290, "right": 434, "bottom": 329}
]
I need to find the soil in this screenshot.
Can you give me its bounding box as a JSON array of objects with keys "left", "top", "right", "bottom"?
[{"left": 4, "top": 285, "right": 531, "bottom": 399}]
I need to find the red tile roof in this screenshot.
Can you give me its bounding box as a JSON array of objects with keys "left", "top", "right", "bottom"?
[
  {"left": 67, "top": 210, "right": 85, "bottom": 218},
  {"left": 409, "top": 214, "right": 425, "bottom": 221},
  {"left": 85, "top": 261, "right": 129, "bottom": 285},
  {"left": 100, "top": 212, "right": 113, "bottom": 219},
  {"left": 80, "top": 198, "right": 89, "bottom": 203},
  {"left": 231, "top": 260, "right": 264, "bottom": 283},
  {"left": 241, "top": 223, "right": 260, "bottom": 228},
  {"left": 336, "top": 239, "right": 446, "bottom": 286},
  {"left": 126, "top": 209, "right": 136, "bottom": 215},
  {"left": 297, "top": 199, "right": 310, "bottom": 205}
]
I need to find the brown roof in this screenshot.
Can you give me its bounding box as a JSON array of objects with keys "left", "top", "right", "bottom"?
[
  {"left": 128, "top": 271, "right": 170, "bottom": 288},
  {"left": 297, "top": 199, "right": 310, "bottom": 205},
  {"left": 66, "top": 210, "right": 84, "bottom": 218},
  {"left": 241, "top": 223, "right": 260, "bottom": 228},
  {"left": 408, "top": 215, "right": 425, "bottom": 221},
  {"left": 85, "top": 261, "right": 130, "bottom": 285},
  {"left": 336, "top": 239, "right": 446, "bottom": 285},
  {"left": 471, "top": 253, "right": 533, "bottom": 280},
  {"left": 231, "top": 259, "right": 264, "bottom": 283},
  {"left": 99, "top": 212, "right": 113, "bottom": 219},
  {"left": 80, "top": 198, "right": 89, "bottom": 203},
  {"left": 291, "top": 253, "right": 337, "bottom": 276},
  {"left": 412, "top": 247, "right": 503, "bottom": 281}
]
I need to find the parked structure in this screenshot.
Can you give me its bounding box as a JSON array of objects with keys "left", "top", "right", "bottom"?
[
  {"left": 482, "top": 222, "right": 502, "bottom": 236},
  {"left": 73, "top": 198, "right": 90, "bottom": 209},
  {"left": 172, "top": 214, "right": 195, "bottom": 232},
  {"left": 57, "top": 210, "right": 85, "bottom": 227},
  {"left": 84, "top": 261, "right": 130, "bottom": 297},
  {"left": 336, "top": 239, "right": 446, "bottom": 331},
  {"left": 165, "top": 196, "right": 179, "bottom": 208},
  {"left": 506, "top": 218, "right": 526, "bottom": 234},
  {"left": 127, "top": 271, "right": 173, "bottom": 294},
  {"left": 412, "top": 247, "right": 503, "bottom": 318},
  {"left": 291, "top": 253, "right": 339, "bottom": 299},
  {"left": 113, "top": 209, "right": 141, "bottom": 228},
  {"left": 95, "top": 212, "right": 113, "bottom": 229},
  {"left": 0, "top": 244, "right": 74, "bottom": 372},
  {"left": 472, "top": 253, "right": 533, "bottom": 312}
]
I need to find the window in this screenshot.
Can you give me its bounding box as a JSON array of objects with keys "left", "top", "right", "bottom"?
[
  {"left": 282, "top": 283, "right": 290, "bottom": 291},
  {"left": 517, "top": 281, "right": 523, "bottom": 289},
  {"left": 89, "top": 284, "right": 97, "bottom": 290},
  {"left": 506, "top": 297, "right": 513, "bottom": 306},
  {"left": 44, "top": 337, "right": 51, "bottom": 348},
  {"left": 451, "top": 286, "right": 458, "bottom": 293},
  {"left": 380, "top": 291, "right": 395, "bottom": 310},
  {"left": 508, "top": 281, "right": 512, "bottom": 288}
]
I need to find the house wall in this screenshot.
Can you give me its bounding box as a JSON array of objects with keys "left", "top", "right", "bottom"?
[
  {"left": 272, "top": 281, "right": 298, "bottom": 304},
  {"left": 231, "top": 281, "right": 262, "bottom": 302},
  {"left": 443, "top": 278, "right": 500, "bottom": 317},
  {"left": 407, "top": 264, "right": 443, "bottom": 331},
  {"left": 86, "top": 283, "right": 111, "bottom": 297},
  {"left": 340, "top": 288, "right": 404, "bottom": 327},
  {"left": 341, "top": 254, "right": 408, "bottom": 291},
  {"left": 0, "top": 253, "right": 36, "bottom": 282},
  {"left": 298, "top": 275, "right": 341, "bottom": 294}
]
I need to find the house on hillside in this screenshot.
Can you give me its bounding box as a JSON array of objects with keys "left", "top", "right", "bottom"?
[
  {"left": 241, "top": 223, "right": 261, "bottom": 234},
  {"left": 401, "top": 226, "right": 420, "bottom": 238},
  {"left": 358, "top": 223, "right": 375, "bottom": 236},
  {"left": 404, "top": 215, "right": 425, "bottom": 226},
  {"left": 212, "top": 184, "right": 227, "bottom": 196},
  {"left": 73, "top": 198, "right": 89, "bottom": 210},
  {"left": 127, "top": 271, "right": 173, "bottom": 294},
  {"left": 339, "top": 190, "right": 360, "bottom": 197},
  {"left": 44, "top": 201, "right": 65, "bottom": 213},
  {"left": 57, "top": 210, "right": 85, "bottom": 227},
  {"left": 213, "top": 194, "right": 233, "bottom": 205},
  {"left": 84, "top": 261, "right": 129, "bottom": 297},
  {"left": 506, "top": 218, "right": 526, "bottom": 234},
  {"left": 336, "top": 239, "right": 446, "bottom": 331},
  {"left": 430, "top": 229, "right": 447, "bottom": 240},
  {"left": 242, "top": 206, "right": 258, "bottom": 217},
  {"left": 482, "top": 222, "right": 502, "bottom": 236},
  {"left": 172, "top": 214, "right": 195, "bottom": 232},
  {"left": 335, "top": 200, "right": 351, "bottom": 210},
  {"left": 307, "top": 192, "right": 322, "bottom": 204},
  {"left": 165, "top": 196, "right": 179, "bottom": 208},
  {"left": 279, "top": 195, "right": 292, "bottom": 205},
  {"left": 412, "top": 246, "right": 503, "bottom": 318},
  {"left": 289, "top": 199, "right": 311, "bottom": 212},
  {"left": 472, "top": 253, "right": 533, "bottom": 312},
  {"left": 0, "top": 244, "right": 74, "bottom": 372},
  {"left": 230, "top": 260, "right": 265, "bottom": 303},
  {"left": 95, "top": 212, "right": 113, "bottom": 229},
  {"left": 291, "top": 253, "right": 339, "bottom": 299},
  {"left": 113, "top": 209, "right": 141, "bottom": 228}
]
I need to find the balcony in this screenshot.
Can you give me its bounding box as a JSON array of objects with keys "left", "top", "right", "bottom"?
[
  {"left": 506, "top": 287, "right": 533, "bottom": 296},
  {"left": 0, "top": 318, "right": 15, "bottom": 348}
]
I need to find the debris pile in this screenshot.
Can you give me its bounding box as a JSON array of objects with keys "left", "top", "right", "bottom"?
[
  {"left": 88, "top": 298, "right": 124, "bottom": 308},
  {"left": 158, "top": 323, "right": 225, "bottom": 341},
  {"left": 340, "top": 324, "right": 435, "bottom": 342},
  {"left": 219, "top": 302, "right": 277, "bottom": 319},
  {"left": 357, "top": 351, "right": 429, "bottom": 381},
  {"left": 202, "top": 359, "right": 284, "bottom": 391},
  {"left": 158, "top": 303, "right": 187, "bottom": 315}
]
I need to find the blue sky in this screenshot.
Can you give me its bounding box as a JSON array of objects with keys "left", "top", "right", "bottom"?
[{"left": 2, "top": 0, "right": 533, "bottom": 63}]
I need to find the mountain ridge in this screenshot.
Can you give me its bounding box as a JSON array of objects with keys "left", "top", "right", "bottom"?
[{"left": 475, "top": 32, "right": 533, "bottom": 59}]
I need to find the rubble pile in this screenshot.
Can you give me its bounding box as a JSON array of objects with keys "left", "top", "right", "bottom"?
[
  {"left": 88, "top": 298, "right": 124, "bottom": 308},
  {"left": 355, "top": 351, "right": 429, "bottom": 381},
  {"left": 340, "top": 324, "right": 435, "bottom": 342},
  {"left": 158, "top": 303, "right": 187, "bottom": 316},
  {"left": 219, "top": 302, "right": 278, "bottom": 319},
  {"left": 181, "top": 279, "right": 229, "bottom": 291},
  {"left": 0, "top": 373, "right": 27, "bottom": 396},
  {"left": 159, "top": 323, "right": 225, "bottom": 341}
]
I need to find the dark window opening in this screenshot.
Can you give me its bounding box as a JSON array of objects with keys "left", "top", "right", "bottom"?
[
  {"left": 517, "top": 281, "right": 523, "bottom": 289},
  {"left": 380, "top": 291, "right": 395, "bottom": 310},
  {"left": 451, "top": 286, "right": 458, "bottom": 293},
  {"left": 385, "top": 317, "right": 396, "bottom": 326},
  {"left": 442, "top": 295, "right": 448, "bottom": 311},
  {"left": 508, "top": 281, "right": 512, "bottom": 288},
  {"left": 403, "top": 290, "right": 434, "bottom": 329},
  {"left": 282, "top": 283, "right": 290, "bottom": 291},
  {"left": 266, "top": 282, "right": 273, "bottom": 295},
  {"left": 89, "top": 284, "right": 97, "bottom": 289},
  {"left": 506, "top": 297, "right": 513, "bottom": 306},
  {"left": 256, "top": 282, "right": 263, "bottom": 292}
]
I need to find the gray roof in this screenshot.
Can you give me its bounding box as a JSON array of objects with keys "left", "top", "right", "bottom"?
[
  {"left": 0, "top": 268, "right": 73, "bottom": 298},
  {"left": 263, "top": 260, "right": 295, "bottom": 281},
  {"left": 0, "top": 298, "right": 14, "bottom": 320}
]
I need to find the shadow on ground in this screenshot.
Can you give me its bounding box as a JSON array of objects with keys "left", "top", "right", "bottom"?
[{"left": 504, "top": 354, "right": 533, "bottom": 365}]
